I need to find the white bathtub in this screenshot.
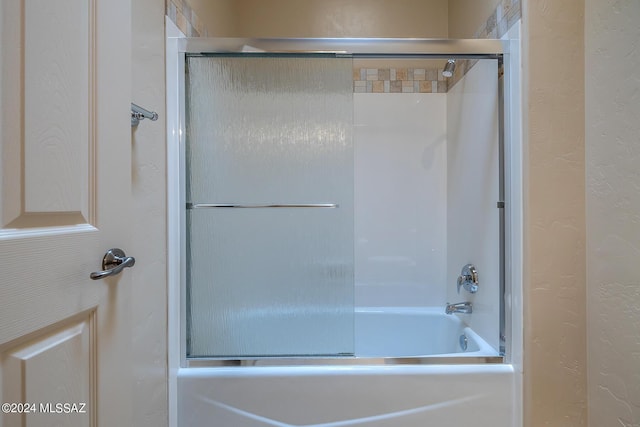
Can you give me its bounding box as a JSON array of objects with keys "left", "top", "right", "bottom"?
[
  {"left": 178, "top": 307, "right": 515, "bottom": 426},
  {"left": 354, "top": 307, "right": 497, "bottom": 357}
]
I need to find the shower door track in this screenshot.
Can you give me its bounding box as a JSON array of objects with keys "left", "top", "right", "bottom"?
[{"left": 186, "top": 355, "right": 504, "bottom": 368}]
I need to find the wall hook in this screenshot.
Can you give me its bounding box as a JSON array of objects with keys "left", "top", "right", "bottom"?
[{"left": 131, "top": 103, "right": 158, "bottom": 127}]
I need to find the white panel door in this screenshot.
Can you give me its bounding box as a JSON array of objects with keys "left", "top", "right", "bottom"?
[{"left": 0, "top": 0, "right": 132, "bottom": 426}]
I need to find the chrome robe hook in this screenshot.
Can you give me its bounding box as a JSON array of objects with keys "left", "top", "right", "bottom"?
[{"left": 131, "top": 103, "right": 158, "bottom": 126}]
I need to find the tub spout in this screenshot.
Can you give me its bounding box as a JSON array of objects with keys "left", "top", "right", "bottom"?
[{"left": 445, "top": 301, "right": 472, "bottom": 314}]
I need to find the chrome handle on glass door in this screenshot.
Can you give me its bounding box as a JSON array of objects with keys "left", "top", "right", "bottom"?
[{"left": 186, "top": 203, "right": 338, "bottom": 209}]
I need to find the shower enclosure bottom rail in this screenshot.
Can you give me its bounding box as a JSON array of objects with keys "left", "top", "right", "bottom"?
[{"left": 186, "top": 355, "right": 504, "bottom": 367}]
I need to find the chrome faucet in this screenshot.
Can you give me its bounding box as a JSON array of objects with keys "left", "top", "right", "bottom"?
[{"left": 446, "top": 301, "right": 473, "bottom": 314}]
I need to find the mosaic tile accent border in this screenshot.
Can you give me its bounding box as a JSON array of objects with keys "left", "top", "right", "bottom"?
[
  {"left": 474, "top": 0, "right": 522, "bottom": 40},
  {"left": 353, "top": 68, "right": 447, "bottom": 94},
  {"left": 166, "top": 0, "right": 208, "bottom": 37},
  {"left": 448, "top": 0, "right": 521, "bottom": 90}
]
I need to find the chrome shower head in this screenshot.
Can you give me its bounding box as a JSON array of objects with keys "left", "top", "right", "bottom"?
[{"left": 442, "top": 59, "right": 456, "bottom": 78}]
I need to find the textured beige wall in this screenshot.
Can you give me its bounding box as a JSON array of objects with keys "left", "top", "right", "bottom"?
[
  {"left": 185, "top": 0, "right": 237, "bottom": 36},
  {"left": 522, "top": 0, "right": 587, "bottom": 425},
  {"left": 132, "top": 0, "right": 167, "bottom": 426},
  {"left": 448, "top": 0, "right": 501, "bottom": 38},
  {"left": 235, "top": 0, "right": 448, "bottom": 38},
  {"left": 186, "top": 0, "right": 448, "bottom": 38},
  {"left": 585, "top": 1, "right": 640, "bottom": 425}
]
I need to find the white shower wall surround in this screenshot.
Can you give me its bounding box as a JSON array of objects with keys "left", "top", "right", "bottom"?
[
  {"left": 354, "top": 61, "right": 500, "bottom": 355},
  {"left": 354, "top": 92, "right": 447, "bottom": 307},
  {"left": 447, "top": 59, "right": 501, "bottom": 351}
]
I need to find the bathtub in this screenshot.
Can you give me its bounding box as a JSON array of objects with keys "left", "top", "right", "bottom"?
[
  {"left": 178, "top": 307, "right": 515, "bottom": 426},
  {"left": 354, "top": 307, "right": 497, "bottom": 358}
]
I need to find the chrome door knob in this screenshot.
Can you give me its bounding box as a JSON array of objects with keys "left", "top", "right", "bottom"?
[{"left": 90, "top": 248, "right": 135, "bottom": 280}]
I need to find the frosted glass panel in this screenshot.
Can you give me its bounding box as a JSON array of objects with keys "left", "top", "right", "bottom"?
[
  {"left": 186, "top": 56, "right": 353, "bottom": 204},
  {"left": 185, "top": 56, "right": 354, "bottom": 357},
  {"left": 187, "top": 208, "right": 354, "bottom": 357}
]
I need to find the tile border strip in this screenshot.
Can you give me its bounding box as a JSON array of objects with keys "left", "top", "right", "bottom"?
[
  {"left": 447, "top": 0, "right": 521, "bottom": 90},
  {"left": 166, "top": 0, "right": 208, "bottom": 37},
  {"left": 353, "top": 68, "right": 447, "bottom": 94}
]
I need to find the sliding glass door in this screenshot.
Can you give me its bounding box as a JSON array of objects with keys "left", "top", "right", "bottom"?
[{"left": 185, "top": 55, "right": 354, "bottom": 357}]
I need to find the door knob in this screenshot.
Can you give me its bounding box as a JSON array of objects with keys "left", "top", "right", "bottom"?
[{"left": 90, "top": 248, "right": 135, "bottom": 280}]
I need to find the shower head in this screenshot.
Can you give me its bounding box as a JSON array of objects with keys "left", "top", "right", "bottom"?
[{"left": 442, "top": 59, "right": 456, "bottom": 78}]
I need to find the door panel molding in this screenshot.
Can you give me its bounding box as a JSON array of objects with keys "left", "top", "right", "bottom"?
[
  {"left": 1, "top": 310, "right": 96, "bottom": 427},
  {"left": 0, "top": 232, "right": 102, "bottom": 344},
  {"left": 0, "top": 0, "right": 97, "bottom": 230}
]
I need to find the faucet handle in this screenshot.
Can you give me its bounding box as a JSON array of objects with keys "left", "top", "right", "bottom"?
[{"left": 457, "top": 264, "right": 479, "bottom": 294}]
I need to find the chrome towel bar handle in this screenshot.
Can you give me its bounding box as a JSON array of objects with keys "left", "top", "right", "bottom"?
[
  {"left": 186, "top": 203, "right": 339, "bottom": 209},
  {"left": 131, "top": 103, "right": 158, "bottom": 127}
]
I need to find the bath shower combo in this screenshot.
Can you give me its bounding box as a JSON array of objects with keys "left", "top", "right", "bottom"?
[{"left": 167, "top": 32, "right": 522, "bottom": 427}]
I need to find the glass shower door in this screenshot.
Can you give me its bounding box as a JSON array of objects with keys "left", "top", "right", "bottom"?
[{"left": 185, "top": 55, "right": 354, "bottom": 358}]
